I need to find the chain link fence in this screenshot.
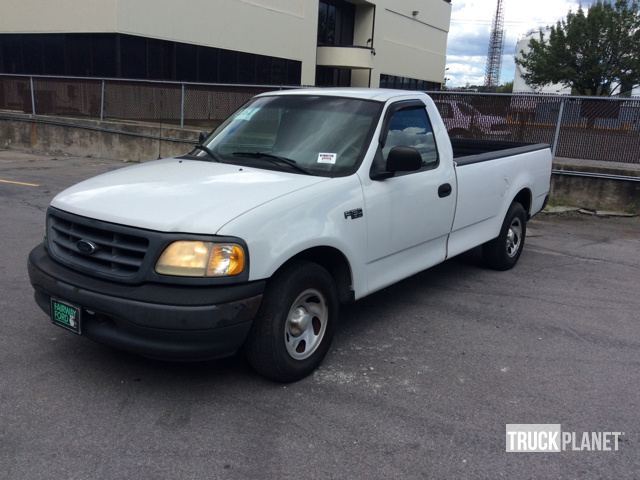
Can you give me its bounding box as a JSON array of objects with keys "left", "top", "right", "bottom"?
[
  {"left": 0, "top": 74, "right": 283, "bottom": 129},
  {"left": 429, "top": 91, "right": 640, "bottom": 164},
  {"left": 35, "top": 76, "right": 103, "bottom": 117},
  {"left": 0, "top": 75, "right": 33, "bottom": 114},
  {"left": 555, "top": 97, "right": 640, "bottom": 163},
  {"left": 1, "top": 74, "right": 639, "bottom": 163},
  {"left": 182, "top": 84, "right": 275, "bottom": 127}
]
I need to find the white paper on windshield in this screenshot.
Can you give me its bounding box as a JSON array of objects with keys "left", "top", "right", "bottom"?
[{"left": 317, "top": 153, "right": 337, "bottom": 164}]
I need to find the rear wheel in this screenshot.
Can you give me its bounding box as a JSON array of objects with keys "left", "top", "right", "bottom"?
[
  {"left": 482, "top": 202, "right": 527, "bottom": 270},
  {"left": 244, "top": 261, "right": 338, "bottom": 382}
]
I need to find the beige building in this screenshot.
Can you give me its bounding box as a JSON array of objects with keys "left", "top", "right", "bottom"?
[{"left": 0, "top": 0, "right": 451, "bottom": 89}]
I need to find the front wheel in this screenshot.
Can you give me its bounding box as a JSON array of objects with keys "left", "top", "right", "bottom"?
[
  {"left": 244, "top": 261, "right": 338, "bottom": 382},
  {"left": 482, "top": 202, "right": 527, "bottom": 270}
]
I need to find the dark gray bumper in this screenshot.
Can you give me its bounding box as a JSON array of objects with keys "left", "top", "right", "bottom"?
[{"left": 28, "top": 243, "right": 264, "bottom": 360}]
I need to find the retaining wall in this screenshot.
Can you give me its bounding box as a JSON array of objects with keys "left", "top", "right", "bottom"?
[{"left": 1, "top": 113, "right": 638, "bottom": 214}]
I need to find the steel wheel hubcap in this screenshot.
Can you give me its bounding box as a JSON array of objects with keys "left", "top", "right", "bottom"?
[
  {"left": 506, "top": 217, "right": 522, "bottom": 258},
  {"left": 284, "top": 289, "right": 328, "bottom": 360}
]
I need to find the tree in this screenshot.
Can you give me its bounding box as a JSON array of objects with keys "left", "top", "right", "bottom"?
[
  {"left": 516, "top": 0, "right": 640, "bottom": 96},
  {"left": 496, "top": 81, "right": 514, "bottom": 93}
]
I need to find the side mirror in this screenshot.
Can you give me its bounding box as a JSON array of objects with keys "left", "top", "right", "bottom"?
[
  {"left": 386, "top": 146, "right": 422, "bottom": 173},
  {"left": 198, "top": 131, "right": 208, "bottom": 144}
]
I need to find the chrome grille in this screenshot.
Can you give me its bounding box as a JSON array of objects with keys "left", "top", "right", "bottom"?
[{"left": 47, "top": 210, "right": 149, "bottom": 279}]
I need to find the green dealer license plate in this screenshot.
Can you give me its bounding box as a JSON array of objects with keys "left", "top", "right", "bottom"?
[{"left": 50, "top": 299, "right": 81, "bottom": 334}]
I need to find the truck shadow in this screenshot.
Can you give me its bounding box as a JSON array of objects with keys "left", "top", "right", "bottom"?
[{"left": 338, "top": 248, "right": 484, "bottom": 331}]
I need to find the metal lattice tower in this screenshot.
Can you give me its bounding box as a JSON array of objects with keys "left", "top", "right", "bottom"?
[{"left": 484, "top": 0, "right": 505, "bottom": 88}]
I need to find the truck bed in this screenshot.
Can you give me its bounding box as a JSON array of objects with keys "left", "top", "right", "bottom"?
[
  {"left": 451, "top": 139, "right": 550, "bottom": 166},
  {"left": 446, "top": 136, "right": 552, "bottom": 261}
]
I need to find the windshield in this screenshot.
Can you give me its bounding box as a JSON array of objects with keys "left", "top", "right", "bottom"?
[{"left": 197, "top": 95, "right": 383, "bottom": 176}]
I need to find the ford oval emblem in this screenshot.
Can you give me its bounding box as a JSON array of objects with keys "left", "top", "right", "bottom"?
[{"left": 76, "top": 239, "right": 98, "bottom": 255}]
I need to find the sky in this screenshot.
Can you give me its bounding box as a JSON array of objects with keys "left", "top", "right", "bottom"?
[{"left": 446, "top": 0, "right": 597, "bottom": 87}]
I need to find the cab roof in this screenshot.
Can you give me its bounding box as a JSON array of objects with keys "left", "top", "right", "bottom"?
[{"left": 256, "top": 88, "right": 429, "bottom": 103}]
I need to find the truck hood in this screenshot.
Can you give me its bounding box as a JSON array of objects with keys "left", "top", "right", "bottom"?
[{"left": 51, "top": 158, "right": 327, "bottom": 233}]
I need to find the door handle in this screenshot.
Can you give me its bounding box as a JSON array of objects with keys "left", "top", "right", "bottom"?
[{"left": 438, "top": 183, "right": 452, "bottom": 198}]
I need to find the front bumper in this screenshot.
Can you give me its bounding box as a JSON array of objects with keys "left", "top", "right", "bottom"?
[{"left": 28, "top": 243, "right": 264, "bottom": 360}]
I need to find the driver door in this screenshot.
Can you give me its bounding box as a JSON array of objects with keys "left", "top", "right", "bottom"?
[{"left": 362, "top": 100, "right": 456, "bottom": 294}]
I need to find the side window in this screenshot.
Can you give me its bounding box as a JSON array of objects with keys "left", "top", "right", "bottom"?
[{"left": 382, "top": 107, "right": 439, "bottom": 169}]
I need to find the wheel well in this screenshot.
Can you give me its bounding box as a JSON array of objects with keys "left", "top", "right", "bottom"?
[
  {"left": 276, "top": 247, "right": 354, "bottom": 304},
  {"left": 513, "top": 188, "right": 532, "bottom": 218}
]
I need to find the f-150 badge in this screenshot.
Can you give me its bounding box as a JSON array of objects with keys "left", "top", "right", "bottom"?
[{"left": 344, "top": 209, "right": 363, "bottom": 220}]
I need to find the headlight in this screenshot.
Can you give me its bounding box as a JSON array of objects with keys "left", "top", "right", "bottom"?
[{"left": 155, "top": 241, "right": 245, "bottom": 277}]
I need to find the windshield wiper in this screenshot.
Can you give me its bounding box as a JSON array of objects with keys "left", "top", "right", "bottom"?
[
  {"left": 192, "top": 144, "right": 222, "bottom": 162},
  {"left": 232, "top": 151, "right": 314, "bottom": 176}
]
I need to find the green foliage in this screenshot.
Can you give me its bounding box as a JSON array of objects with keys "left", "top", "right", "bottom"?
[
  {"left": 516, "top": 0, "right": 640, "bottom": 95},
  {"left": 496, "top": 81, "right": 514, "bottom": 93}
]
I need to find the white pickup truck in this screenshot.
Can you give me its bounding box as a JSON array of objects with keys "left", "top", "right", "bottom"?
[{"left": 28, "top": 89, "right": 551, "bottom": 382}]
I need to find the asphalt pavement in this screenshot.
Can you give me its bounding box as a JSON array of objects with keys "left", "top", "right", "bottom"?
[{"left": 1, "top": 149, "right": 639, "bottom": 479}]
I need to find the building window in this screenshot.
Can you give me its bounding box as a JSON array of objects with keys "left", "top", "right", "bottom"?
[
  {"left": 317, "top": 0, "right": 355, "bottom": 46},
  {"left": 0, "top": 33, "right": 302, "bottom": 86},
  {"left": 380, "top": 74, "right": 441, "bottom": 91},
  {"left": 316, "top": 67, "right": 351, "bottom": 87}
]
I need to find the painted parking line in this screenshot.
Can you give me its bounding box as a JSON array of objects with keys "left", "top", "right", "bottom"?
[{"left": 0, "top": 178, "right": 41, "bottom": 187}]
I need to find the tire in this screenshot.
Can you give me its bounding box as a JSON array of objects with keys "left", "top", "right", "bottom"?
[
  {"left": 244, "top": 260, "right": 338, "bottom": 382},
  {"left": 482, "top": 202, "right": 527, "bottom": 271}
]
